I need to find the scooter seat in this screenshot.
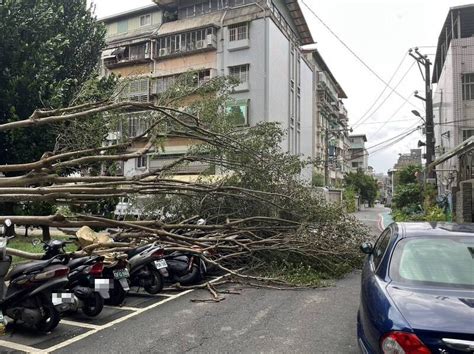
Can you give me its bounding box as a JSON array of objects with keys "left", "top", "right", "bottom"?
[
  {"left": 6, "top": 259, "right": 56, "bottom": 280},
  {"left": 68, "top": 257, "right": 92, "bottom": 269},
  {"left": 126, "top": 245, "right": 150, "bottom": 258}
]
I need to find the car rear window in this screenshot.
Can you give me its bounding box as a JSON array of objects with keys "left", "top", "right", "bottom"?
[{"left": 390, "top": 237, "right": 474, "bottom": 288}]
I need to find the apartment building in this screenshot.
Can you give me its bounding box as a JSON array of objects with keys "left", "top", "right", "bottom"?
[
  {"left": 393, "top": 149, "right": 422, "bottom": 169},
  {"left": 348, "top": 134, "right": 368, "bottom": 173},
  {"left": 303, "top": 48, "right": 350, "bottom": 186},
  {"left": 99, "top": 0, "right": 315, "bottom": 180},
  {"left": 432, "top": 4, "right": 474, "bottom": 193}
]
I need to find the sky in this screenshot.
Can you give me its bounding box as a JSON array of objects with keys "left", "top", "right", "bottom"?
[{"left": 89, "top": 0, "right": 474, "bottom": 174}]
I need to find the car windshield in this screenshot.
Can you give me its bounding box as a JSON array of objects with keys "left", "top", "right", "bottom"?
[{"left": 390, "top": 237, "right": 474, "bottom": 288}]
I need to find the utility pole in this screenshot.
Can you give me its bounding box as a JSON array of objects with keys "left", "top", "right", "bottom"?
[{"left": 409, "top": 47, "right": 435, "bottom": 180}]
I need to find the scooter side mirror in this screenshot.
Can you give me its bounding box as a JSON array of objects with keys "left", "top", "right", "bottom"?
[{"left": 31, "top": 238, "right": 42, "bottom": 246}]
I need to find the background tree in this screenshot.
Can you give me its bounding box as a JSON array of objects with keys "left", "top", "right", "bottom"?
[
  {"left": 0, "top": 0, "right": 106, "bottom": 167},
  {"left": 344, "top": 170, "right": 378, "bottom": 207},
  {"left": 0, "top": 0, "right": 107, "bottom": 238}
]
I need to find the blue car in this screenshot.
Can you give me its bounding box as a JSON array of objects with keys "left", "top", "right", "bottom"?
[{"left": 357, "top": 222, "right": 474, "bottom": 354}]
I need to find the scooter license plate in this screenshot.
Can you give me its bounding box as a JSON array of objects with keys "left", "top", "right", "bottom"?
[
  {"left": 154, "top": 259, "right": 167, "bottom": 269},
  {"left": 113, "top": 268, "right": 130, "bottom": 279}
]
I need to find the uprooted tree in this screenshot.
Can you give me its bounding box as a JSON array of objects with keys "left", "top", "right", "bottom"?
[{"left": 0, "top": 72, "right": 368, "bottom": 292}]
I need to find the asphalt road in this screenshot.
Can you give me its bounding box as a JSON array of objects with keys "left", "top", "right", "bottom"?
[{"left": 56, "top": 207, "right": 385, "bottom": 354}]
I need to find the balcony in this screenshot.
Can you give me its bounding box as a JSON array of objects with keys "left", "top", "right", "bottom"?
[
  {"left": 103, "top": 42, "right": 152, "bottom": 68},
  {"left": 155, "top": 27, "right": 217, "bottom": 59},
  {"left": 150, "top": 69, "right": 216, "bottom": 95}
]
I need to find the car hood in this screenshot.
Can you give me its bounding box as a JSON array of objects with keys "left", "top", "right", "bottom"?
[{"left": 387, "top": 284, "right": 474, "bottom": 334}]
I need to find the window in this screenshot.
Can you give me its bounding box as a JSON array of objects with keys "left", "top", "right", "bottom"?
[
  {"left": 117, "top": 19, "right": 128, "bottom": 34},
  {"left": 139, "top": 14, "right": 151, "bottom": 27},
  {"left": 127, "top": 115, "right": 150, "bottom": 137},
  {"left": 129, "top": 43, "right": 149, "bottom": 60},
  {"left": 462, "top": 129, "right": 474, "bottom": 141},
  {"left": 121, "top": 78, "right": 149, "bottom": 102},
  {"left": 157, "top": 27, "right": 216, "bottom": 57},
  {"left": 352, "top": 162, "right": 359, "bottom": 168},
  {"left": 390, "top": 237, "right": 474, "bottom": 288},
  {"left": 229, "top": 64, "right": 249, "bottom": 84},
  {"left": 136, "top": 155, "right": 148, "bottom": 169},
  {"left": 229, "top": 23, "right": 248, "bottom": 41},
  {"left": 462, "top": 73, "right": 474, "bottom": 100},
  {"left": 226, "top": 99, "right": 249, "bottom": 126},
  {"left": 372, "top": 230, "right": 391, "bottom": 270}
]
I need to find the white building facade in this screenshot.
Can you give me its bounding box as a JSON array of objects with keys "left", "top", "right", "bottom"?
[
  {"left": 100, "top": 0, "right": 316, "bottom": 181},
  {"left": 432, "top": 5, "right": 474, "bottom": 193}
]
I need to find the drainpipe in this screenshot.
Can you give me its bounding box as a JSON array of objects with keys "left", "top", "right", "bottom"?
[
  {"left": 218, "top": 9, "right": 228, "bottom": 76},
  {"left": 255, "top": 1, "right": 269, "bottom": 122},
  {"left": 151, "top": 39, "right": 157, "bottom": 75}
]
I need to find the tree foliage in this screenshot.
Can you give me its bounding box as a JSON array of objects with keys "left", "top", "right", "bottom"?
[
  {"left": 0, "top": 0, "right": 106, "bottom": 167},
  {"left": 344, "top": 170, "right": 378, "bottom": 207}
]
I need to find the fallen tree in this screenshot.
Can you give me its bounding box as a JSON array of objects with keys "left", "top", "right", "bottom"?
[{"left": 0, "top": 74, "right": 368, "bottom": 289}]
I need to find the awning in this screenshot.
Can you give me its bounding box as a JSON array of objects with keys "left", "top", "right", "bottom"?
[
  {"left": 101, "top": 48, "right": 117, "bottom": 59},
  {"left": 112, "top": 47, "right": 127, "bottom": 56},
  {"left": 430, "top": 136, "right": 474, "bottom": 169}
]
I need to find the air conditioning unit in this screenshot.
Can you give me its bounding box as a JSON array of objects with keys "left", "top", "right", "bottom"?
[
  {"left": 196, "top": 40, "right": 204, "bottom": 49},
  {"left": 206, "top": 34, "right": 216, "bottom": 47},
  {"left": 159, "top": 48, "right": 169, "bottom": 56}
]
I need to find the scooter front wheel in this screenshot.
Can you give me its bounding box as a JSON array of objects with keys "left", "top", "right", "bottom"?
[
  {"left": 144, "top": 267, "right": 164, "bottom": 294},
  {"left": 35, "top": 302, "right": 60, "bottom": 333},
  {"left": 82, "top": 292, "right": 104, "bottom": 317}
]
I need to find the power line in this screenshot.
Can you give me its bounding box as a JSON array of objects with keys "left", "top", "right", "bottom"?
[
  {"left": 366, "top": 123, "right": 420, "bottom": 150},
  {"left": 353, "top": 61, "right": 416, "bottom": 129},
  {"left": 349, "top": 126, "right": 420, "bottom": 162},
  {"left": 300, "top": 0, "right": 422, "bottom": 112},
  {"left": 351, "top": 54, "right": 406, "bottom": 127},
  {"left": 372, "top": 92, "right": 416, "bottom": 136}
]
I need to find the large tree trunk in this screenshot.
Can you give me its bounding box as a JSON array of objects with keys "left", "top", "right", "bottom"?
[{"left": 41, "top": 225, "right": 51, "bottom": 242}]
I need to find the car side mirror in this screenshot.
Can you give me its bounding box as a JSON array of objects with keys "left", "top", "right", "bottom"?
[
  {"left": 360, "top": 242, "right": 374, "bottom": 254},
  {"left": 31, "top": 238, "right": 41, "bottom": 246}
]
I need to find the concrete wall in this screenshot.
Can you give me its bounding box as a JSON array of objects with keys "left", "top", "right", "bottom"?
[{"left": 105, "top": 10, "right": 162, "bottom": 40}]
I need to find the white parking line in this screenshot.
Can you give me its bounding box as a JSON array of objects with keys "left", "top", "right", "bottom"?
[
  {"left": 104, "top": 305, "right": 141, "bottom": 311},
  {"left": 0, "top": 276, "right": 226, "bottom": 353},
  {"left": 44, "top": 289, "right": 194, "bottom": 353},
  {"left": 0, "top": 338, "right": 46, "bottom": 353},
  {"left": 59, "top": 320, "right": 102, "bottom": 330}
]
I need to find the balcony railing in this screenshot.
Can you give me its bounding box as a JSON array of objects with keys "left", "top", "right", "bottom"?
[
  {"left": 155, "top": 28, "right": 217, "bottom": 59},
  {"left": 103, "top": 42, "right": 152, "bottom": 68}
]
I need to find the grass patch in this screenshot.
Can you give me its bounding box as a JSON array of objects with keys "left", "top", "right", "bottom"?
[{"left": 8, "top": 236, "right": 77, "bottom": 265}]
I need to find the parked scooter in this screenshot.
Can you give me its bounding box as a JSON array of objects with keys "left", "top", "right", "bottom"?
[
  {"left": 0, "top": 220, "right": 69, "bottom": 333},
  {"left": 73, "top": 226, "right": 130, "bottom": 306},
  {"left": 101, "top": 255, "right": 130, "bottom": 306},
  {"left": 163, "top": 248, "right": 208, "bottom": 285},
  {"left": 36, "top": 239, "right": 106, "bottom": 317},
  {"left": 125, "top": 242, "right": 167, "bottom": 294}
]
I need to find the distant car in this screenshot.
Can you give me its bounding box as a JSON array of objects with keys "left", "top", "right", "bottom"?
[{"left": 357, "top": 222, "right": 474, "bottom": 354}]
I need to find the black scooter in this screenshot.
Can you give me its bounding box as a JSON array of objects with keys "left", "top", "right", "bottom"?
[
  {"left": 37, "top": 239, "right": 106, "bottom": 317},
  {"left": 163, "top": 250, "right": 207, "bottom": 286},
  {"left": 0, "top": 220, "right": 69, "bottom": 333},
  {"left": 126, "top": 242, "right": 167, "bottom": 294}
]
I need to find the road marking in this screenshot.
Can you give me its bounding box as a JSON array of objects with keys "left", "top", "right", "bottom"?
[
  {"left": 0, "top": 275, "right": 227, "bottom": 353},
  {"left": 59, "top": 320, "right": 102, "bottom": 330},
  {"left": 104, "top": 305, "right": 140, "bottom": 311},
  {"left": 0, "top": 338, "right": 46, "bottom": 353},
  {"left": 44, "top": 289, "right": 194, "bottom": 353}
]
